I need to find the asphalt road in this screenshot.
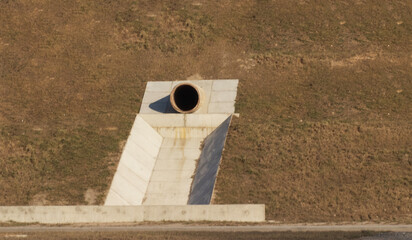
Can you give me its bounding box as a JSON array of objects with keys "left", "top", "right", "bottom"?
[{"left": 0, "top": 224, "right": 411, "bottom": 233}]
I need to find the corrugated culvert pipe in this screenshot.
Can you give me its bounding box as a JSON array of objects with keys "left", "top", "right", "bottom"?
[{"left": 170, "top": 82, "right": 203, "bottom": 113}]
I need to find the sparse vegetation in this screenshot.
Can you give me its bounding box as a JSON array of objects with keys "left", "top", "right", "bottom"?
[{"left": 0, "top": 0, "right": 411, "bottom": 223}]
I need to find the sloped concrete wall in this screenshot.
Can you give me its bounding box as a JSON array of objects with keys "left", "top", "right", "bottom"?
[
  {"left": 0, "top": 205, "right": 265, "bottom": 223},
  {"left": 105, "top": 115, "right": 163, "bottom": 205},
  {"left": 188, "top": 116, "right": 232, "bottom": 204}
]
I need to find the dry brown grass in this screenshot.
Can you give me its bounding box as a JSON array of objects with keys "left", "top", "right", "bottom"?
[{"left": 0, "top": 0, "right": 411, "bottom": 222}]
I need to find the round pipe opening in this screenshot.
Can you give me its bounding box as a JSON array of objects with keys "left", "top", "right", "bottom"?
[{"left": 170, "top": 83, "right": 202, "bottom": 113}]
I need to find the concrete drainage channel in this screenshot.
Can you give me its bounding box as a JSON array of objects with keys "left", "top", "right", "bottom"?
[{"left": 0, "top": 80, "right": 265, "bottom": 224}]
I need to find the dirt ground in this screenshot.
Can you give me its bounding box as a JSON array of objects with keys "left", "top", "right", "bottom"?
[{"left": 0, "top": 0, "right": 411, "bottom": 222}]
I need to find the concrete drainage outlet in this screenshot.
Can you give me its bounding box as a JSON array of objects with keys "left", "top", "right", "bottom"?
[
  {"left": 170, "top": 83, "right": 203, "bottom": 113},
  {"left": 105, "top": 80, "right": 242, "bottom": 206}
]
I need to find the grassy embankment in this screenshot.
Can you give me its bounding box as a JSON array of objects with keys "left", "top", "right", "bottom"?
[{"left": 0, "top": 0, "right": 411, "bottom": 222}]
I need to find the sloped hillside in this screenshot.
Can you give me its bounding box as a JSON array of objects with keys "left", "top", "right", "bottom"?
[{"left": 0, "top": 0, "right": 411, "bottom": 222}]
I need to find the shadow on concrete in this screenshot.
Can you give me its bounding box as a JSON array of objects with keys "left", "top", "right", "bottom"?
[
  {"left": 188, "top": 115, "right": 232, "bottom": 205},
  {"left": 149, "top": 95, "right": 178, "bottom": 113}
]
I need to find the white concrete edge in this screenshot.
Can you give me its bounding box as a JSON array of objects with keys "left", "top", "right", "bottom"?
[{"left": 0, "top": 205, "right": 265, "bottom": 224}]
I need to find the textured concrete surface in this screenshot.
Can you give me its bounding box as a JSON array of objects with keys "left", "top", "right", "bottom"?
[
  {"left": 143, "top": 204, "right": 264, "bottom": 222},
  {"left": 188, "top": 116, "right": 232, "bottom": 204},
  {"left": 140, "top": 80, "right": 238, "bottom": 114},
  {"left": 0, "top": 205, "right": 265, "bottom": 223},
  {"left": 142, "top": 137, "right": 202, "bottom": 205},
  {"left": 0, "top": 206, "right": 144, "bottom": 224},
  {"left": 105, "top": 115, "right": 162, "bottom": 206}
]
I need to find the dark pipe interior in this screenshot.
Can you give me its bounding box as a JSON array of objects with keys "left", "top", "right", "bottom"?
[{"left": 173, "top": 85, "right": 199, "bottom": 112}]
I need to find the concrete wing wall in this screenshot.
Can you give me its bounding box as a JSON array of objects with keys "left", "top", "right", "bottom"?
[
  {"left": 188, "top": 116, "right": 232, "bottom": 204},
  {"left": 105, "top": 116, "right": 163, "bottom": 205}
]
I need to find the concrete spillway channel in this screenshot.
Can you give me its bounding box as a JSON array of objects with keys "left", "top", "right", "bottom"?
[{"left": 105, "top": 80, "right": 239, "bottom": 206}]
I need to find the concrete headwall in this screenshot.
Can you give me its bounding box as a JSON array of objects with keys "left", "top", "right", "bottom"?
[
  {"left": 0, "top": 205, "right": 265, "bottom": 223},
  {"left": 140, "top": 80, "right": 238, "bottom": 114}
]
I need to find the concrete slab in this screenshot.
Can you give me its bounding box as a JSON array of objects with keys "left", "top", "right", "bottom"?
[
  {"left": 141, "top": 92, "right": 170, "bottom": 104},
  {"left": 143, "top": 134, "right": 203, "bottom": 205},
  {"left": 109, "top": 173, "right": 146, "bottom": 204},
  {"left": 122, "top": 142, "right": 156, "bottom": 170},
  {"left": 210, "top": 91, "right": 237, "bottom": 103},
  {"left": 140, "top": 114, "right": 231, "bottom": 128},
  {"left": 150, "top": 170, "right": 195, "bottom": 181},
  {"left": 143, "top": 196, "right": 190, "bottom": 206},
  {"left": 128, "top": 134, "right": 160, "bottom": 159},
  {"left": 120, "top": 151, "right": 154, "bottom": 180},
  {"left": 140, "top": 114, "right": 185, "bottom": 127},
  {"left": 154, "top": 127, "right": 215, "bottom": 138},
  {"left": 139, "top": 102, "right": 169, "bottom": 114},
  {"left": 172, "top": 80, "right": 213, "bottom": 90},
  {"left": 142, "top": 197, "right": 187, "bottom": 205},
  {"left": 146, "top": 179, "right": 194, "bottom": 187},
  {"left": 105, "top": 190, "right": 130, "bottom": 205},
  {"left": 161, "top": 138, "right": 203, "bottom": 149},
  {"left": 157, "top": 147, "right": 201, "bottom": 160},
  {"left": 185, "top": 114, "right": 232, "bottom": 128},
  {"left": 145, "top": 81, "right": 173, "bottom": 92},
  {"left": 116, "top": 163, "right": 149, "bottom": 191},
  {"left": 212, "top": 79, "right": 239, "bottom": 91},
  {"left": 146, "top": 181, "right": 195, "bottom": 193},
  {"left": 188, "top": 116, "right": 232, "bottom": 204},
  {"left": 130, "top": 115, "right": 163, "bottom": 145},
  {"left": 208, "top": 102, "right": 236, "bottom": 114},
  {"left": 153, "top": 159, "right": 197, "bottom": 170}
]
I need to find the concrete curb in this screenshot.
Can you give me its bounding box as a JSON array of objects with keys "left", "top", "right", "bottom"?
[{"left": 0, "top": 205, "right": 265, "bottom": 224}]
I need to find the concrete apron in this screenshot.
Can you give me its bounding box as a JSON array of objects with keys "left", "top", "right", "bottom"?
[
  {"left": 0, "top": 205, "right": 265, "bottom": 224},
  {"left": 105, "top": 113, "right": 233, "bottom": 206}
]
